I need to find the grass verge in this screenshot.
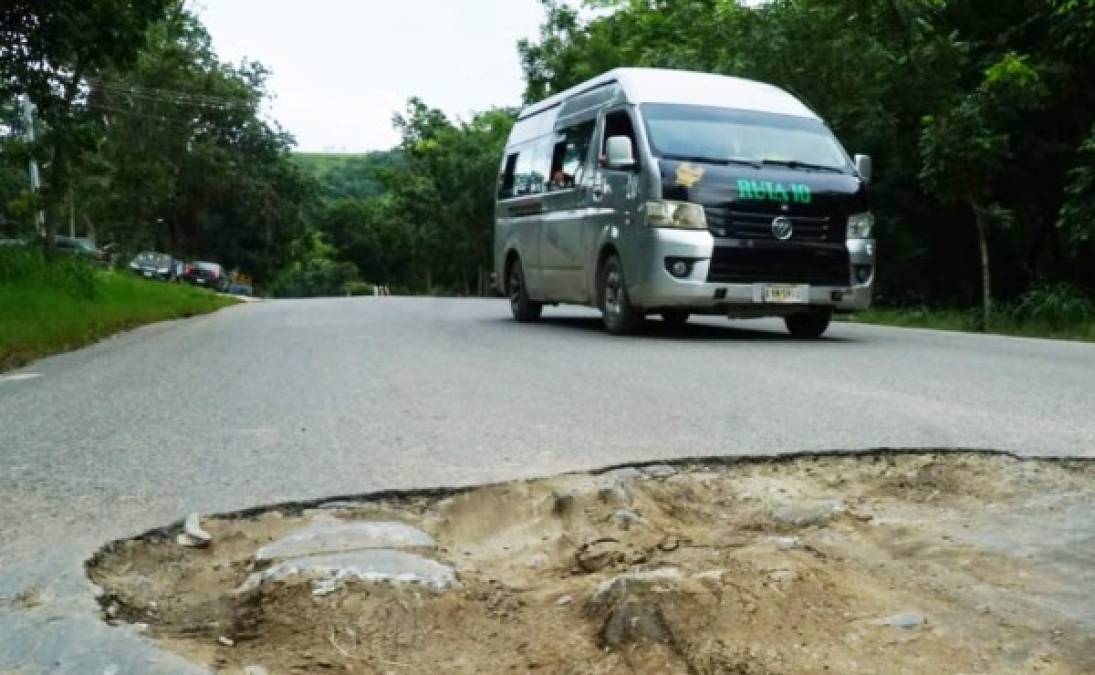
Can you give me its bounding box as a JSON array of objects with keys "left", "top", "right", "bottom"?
[
  {"left": 841, "top": 307, "right": 1095, "bottom": 342},
  {"left": 1, "top": 251, "right": 236, "bottom": 372}
]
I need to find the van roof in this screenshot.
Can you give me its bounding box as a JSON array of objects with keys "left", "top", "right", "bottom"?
[{"left": 519, "top": 67, "right": 818, "bottom": 121}]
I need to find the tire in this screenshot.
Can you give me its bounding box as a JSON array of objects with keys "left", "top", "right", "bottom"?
[
  {"left": 508, "top": 258, "right": 542, "bottom": 322},
  {"left": 784, "top": 309, "right": 832, "bottom": 338},
  {"left": 660, "top": 309, "right": 690, "bottom": 328},
  {"left": 599, "top": 254, "right": 644, "bottom": 334}
]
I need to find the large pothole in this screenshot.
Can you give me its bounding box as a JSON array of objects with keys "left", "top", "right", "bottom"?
[{"left": 86, "top": 451, "right": 1095, "bottom": 674}]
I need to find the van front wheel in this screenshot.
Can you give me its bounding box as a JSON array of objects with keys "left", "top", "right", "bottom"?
[
  {"left": 784, "top": 309, "right": 832, "bottom": 338},
  {"left": 600, "top": 254, "right": 643, "bottom": 334},
  {"left": 508, "top": 259, "right": 542, "bottom": 322}
]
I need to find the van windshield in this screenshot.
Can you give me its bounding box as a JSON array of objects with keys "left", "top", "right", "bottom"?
[{"left": 641, "top": 104, "right": 851, "bottom": 172}]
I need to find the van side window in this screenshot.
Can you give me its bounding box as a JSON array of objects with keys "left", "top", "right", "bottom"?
[
  {"left": 548, "top": 121, "right": 595, "bottom": 190},
  {"left": 499, "top": 153, "right": 519, "bottom": 199},
  {"left": 602, "top": 109, "right": 637, "bottom": 169},
  {"left": 512, "top": 139, "right": 551, "bottom": 196}
]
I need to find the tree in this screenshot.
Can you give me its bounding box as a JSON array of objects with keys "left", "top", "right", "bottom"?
[
  {"left": 0, "top": 0, "right": 172, "bottom": 245},
  {"left": 920, "top": 53, "right": 1047, "bottom": 327}
]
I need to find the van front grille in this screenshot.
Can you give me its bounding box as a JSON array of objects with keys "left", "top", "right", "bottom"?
[{"left": 704, "top": 207, "right": 842, "bottom": 241}]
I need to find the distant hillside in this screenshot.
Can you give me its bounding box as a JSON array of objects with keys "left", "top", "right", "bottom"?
[{"left": 292, "top": 151, "right": 403, "bottom": 201}]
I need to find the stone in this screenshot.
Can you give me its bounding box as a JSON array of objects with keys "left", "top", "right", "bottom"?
[
  {"left": 597, "top": 484, "right": 631, "bottom": 506},
  {"left": 243, "top": 667, "right": 270, "bottom": 675},
  {"left": 600, "top": 600, "right": 671, "bottom": 647},
  {"left": 236, "top": 550, "right": 458, "bottom": 595},
  {"left": 255, "top": 521, "right": 435, "bottom": 561},
  {"left": 771, "top": 499, "right": 846, "bottom": 527},
  {"left": 217, "top": 636, "right": 235, "bottom": 647},
  {"left": 589, "top": 569, "right": 683, "bottom": 648},
  {"left": 575, "top": 539, "right": 628, "bottom": 573},
  {"left": 608, "top": 509, "right": 642, "bottom": 531},
  {"left": 767, "top": 535, "right": 803, "bottom": 550},
  {"left": 881, "top": 612, "right": 927, "bottom": 629},
  {"left": 527, "top": 553, "right": 549, "bottom": 569},
  {"left": 183, "top": 512, "right": 212, "bottom": 547},
  {"left": 556, "top": 594, "right": 573, "bottom": 606},
  {"left": 643, "top": 464, "right": 677, "bottom": 478},
  {"left": 552, "top": 491, "right": 577, "bottom": 517},
  {"left": 589, "top": 568, "right": 683, "bottom": 609}
]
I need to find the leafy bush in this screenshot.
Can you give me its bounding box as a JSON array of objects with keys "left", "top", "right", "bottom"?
[
  {"left": 1011, "top": 283, "right": 1094, "bottom": 327},
  {"left": 268, "top": 258, "right": 361, "bottom": 298},
  {"left": 0, "top": 246, "right": 98, "bottom": 299}
]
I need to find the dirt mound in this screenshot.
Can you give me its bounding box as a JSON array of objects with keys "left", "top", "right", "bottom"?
[{"left": 87, "top": 451, "right": 1095, "bottom": 674}]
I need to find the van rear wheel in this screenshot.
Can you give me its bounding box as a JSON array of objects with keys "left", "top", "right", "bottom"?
[
  {"left": 600, "top": 254, "right": 643, "bottom": 334},
  {"left": 784, "top": 309, "right": 832, "bottom": 338},
  {"left": 508, "top": 258, "right": 542, "bottom": 322}
]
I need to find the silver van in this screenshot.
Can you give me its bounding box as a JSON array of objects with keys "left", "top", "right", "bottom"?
[{"left": 494, "top": 67, "right": 876, "bottom": 337}]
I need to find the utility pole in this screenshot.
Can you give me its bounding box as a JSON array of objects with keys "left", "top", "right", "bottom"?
[{"left": 19, "top": 95, "right": 45, "bottom": 236}]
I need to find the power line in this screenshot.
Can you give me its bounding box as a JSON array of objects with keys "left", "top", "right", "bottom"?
[{"left": 85, "top": 77, "right": 254, "bottom": 110}]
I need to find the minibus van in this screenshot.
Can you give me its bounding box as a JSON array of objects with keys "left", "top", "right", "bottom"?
[{"left": 493, "top": 68, "right": 876, "bottom": 337}]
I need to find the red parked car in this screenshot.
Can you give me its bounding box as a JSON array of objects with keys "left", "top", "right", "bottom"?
[{"left": 182, "top": 261, "right": 230, "bottom": 292}]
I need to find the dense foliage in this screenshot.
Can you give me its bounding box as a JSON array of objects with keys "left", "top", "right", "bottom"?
[{"left": 1, "top": 1, "right": 310, "bottom": 284}]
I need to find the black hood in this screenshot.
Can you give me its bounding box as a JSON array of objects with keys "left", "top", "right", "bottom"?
[{"left": 658, "top": 159, "right": 868, "bottom": 219}]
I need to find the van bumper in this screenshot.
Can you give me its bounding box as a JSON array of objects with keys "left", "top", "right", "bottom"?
[{"left": 627, "top": 229, "right": 875, "bottom": 314}]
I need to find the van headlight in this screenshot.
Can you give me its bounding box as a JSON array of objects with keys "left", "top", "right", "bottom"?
[
  {"left": 847, "top": 211, "right": 875, "bottom": 239},
  {"left": 645, "top": 200, "right": 707, "bottom": 229}
]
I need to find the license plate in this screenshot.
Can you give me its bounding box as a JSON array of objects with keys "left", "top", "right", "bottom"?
[
  {"left": 143, "top": 271, "right": 153, "bottom": 278},
  {"left": 762, "top": 284, "right": 807, "bottom": 303},
  {"left": 196, "top": 278, "right": 205, "bottom": 284}
]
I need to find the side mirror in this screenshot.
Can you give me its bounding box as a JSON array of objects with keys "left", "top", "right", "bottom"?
[
  {"left": 605, "top": 135, "right": 637, "bottom": 170},
  {"left": 854, "top": 154, "right": 872, "bottom": 184}
]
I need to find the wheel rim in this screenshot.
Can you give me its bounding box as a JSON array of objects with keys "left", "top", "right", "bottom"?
[
  {"left": 509, "top": 269, "right": 522, "bottom": 312},
  {"left": 604, "top": 267, "right": 622, "bottom": 318}
]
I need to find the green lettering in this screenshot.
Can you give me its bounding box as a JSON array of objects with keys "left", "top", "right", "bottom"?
[
  {"left": 773, "top": 182, "right": 790, "bottom": 203},
  {"left": 762, "top": 181, "right": 776, "bottom": 200},
  {"left": 791, "top": 183, "right": 812, "bottom": 204},
  {"left": 736, "top": 179, "right": 754, "bottom": 200},
  {"left": 749, "top": 180, "right": 764, "bottom": 199}
]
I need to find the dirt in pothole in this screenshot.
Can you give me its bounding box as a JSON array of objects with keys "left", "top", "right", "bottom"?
[{"left": 86, "top": 451, "right": 1095, "bottom": 674}]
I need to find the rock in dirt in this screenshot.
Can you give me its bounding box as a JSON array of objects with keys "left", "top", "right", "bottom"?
[
  {"left": 237, "top": 550, "right": 458, "bottom": 595},
  {"left": 255, "top": 521, "right": 435, "bottom": 561},
  {"left": 589, "top": 569, "right": 683, "bottom": 647},
  {"left": 881, "top": 612, "right": 927, "bottom": 629},
  {"left": 552, "top": 490, "right": 577, "bottom": 517},
  {"left": 177, "top": 512, "right": 212, "bottom": 548},
  {"left": 243, "top": 667, "right": 269, "bottom": 675},
  {"left": 608, "top": 509, "right": 642, "bottom": 531},
  {"left": 575, "top": 539, "right": 628, "bottom": 573},
  {"left": 597, "top": 483, "right": 631, "bottom": 506},
  {"left": 771, "top": 499, "right": 846, "bottom": 527},
  {"left": 589, "top": 568, "right": 683, "bottom": 609}
]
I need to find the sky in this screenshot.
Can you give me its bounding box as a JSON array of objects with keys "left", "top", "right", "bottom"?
[{"left": 193, "top": 0, "right": 546, "bottom": 153}]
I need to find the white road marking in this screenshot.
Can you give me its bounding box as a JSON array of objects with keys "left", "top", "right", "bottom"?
[{"left": 0, "top": 373, "right": 41, "bottom": 383}]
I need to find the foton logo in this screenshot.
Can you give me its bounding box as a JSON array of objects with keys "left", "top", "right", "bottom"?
[{"left": 736, "top": 179, "right": 811, "bottom": 204}]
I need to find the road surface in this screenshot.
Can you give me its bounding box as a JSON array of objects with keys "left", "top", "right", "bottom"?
[{"left": 1, "top": 297, "right": 1094, "bottom": 671}]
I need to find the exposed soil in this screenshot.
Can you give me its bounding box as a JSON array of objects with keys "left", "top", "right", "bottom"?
[{"left": 86, "top": 451, "right": 1095, "bottom": 674}]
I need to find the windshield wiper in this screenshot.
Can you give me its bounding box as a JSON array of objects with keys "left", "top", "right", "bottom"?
[
  {"left": 759, "top": 159, "right": 845, "bottom": 174},
  {"left": 662, "top": 154, "right": 761, "bottom": 169}
]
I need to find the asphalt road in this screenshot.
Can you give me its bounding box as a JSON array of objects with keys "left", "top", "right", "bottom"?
[{"left": 2, "top": 297, "right": 1094, "bottom": 672}]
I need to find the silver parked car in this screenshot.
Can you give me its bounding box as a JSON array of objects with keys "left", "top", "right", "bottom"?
[{"left": 493, "top": 68, "right": 876, "bottom": 337}]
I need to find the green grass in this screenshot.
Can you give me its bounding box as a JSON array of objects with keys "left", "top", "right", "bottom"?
[
  {"left": 841, "top": 306, "right": 1095, "bottom": 342},
  {"left": 1, "top": 250, "right": 236, "bottom": 371}
]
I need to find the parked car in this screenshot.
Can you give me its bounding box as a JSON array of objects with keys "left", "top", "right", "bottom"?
[
  {"left": 53, "top": 236, "right": 110, "bottom": 266},
  {"left": 128, "top": 251, "right": 177, "bottom": 280},
  {"left": 182, "top": 261, "right": 230, "bottom": 292}
]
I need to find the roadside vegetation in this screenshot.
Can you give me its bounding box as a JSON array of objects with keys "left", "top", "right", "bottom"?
[
  {"left": 0, "top": 249, "right": 234, "bottom": 372},
  {"left": 2, "top": 0, "right": 1094, "bottom": 338}
]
